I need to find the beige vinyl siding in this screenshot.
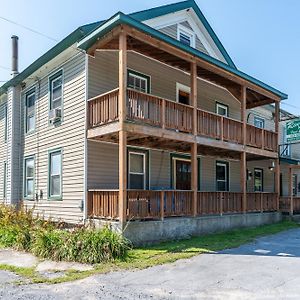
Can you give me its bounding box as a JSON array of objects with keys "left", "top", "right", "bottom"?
[
  {"left": 22, "top": 53, "right": 86, "bottom": 223},
  {"left": 247, "top": 160, "right": 275, "bottom": 193},
  {"left": 88, "top": 51, "right": 241, "bottom": 120},
  {"left": 248, "top": 106, "right": 275, "bottom": 131},
  {"left": 87, "top": 141, "right": 170, "bottom": 190},
  {"left": 0, "top": 98, "right": 7, "bottom": 201},
  {"left": 87, "top": 141, "right": 248, "bottom": 193}
]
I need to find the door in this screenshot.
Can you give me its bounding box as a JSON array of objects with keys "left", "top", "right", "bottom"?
[
  {"left": 216, "top": 161, "right": 229, "bottom": 191},
  {"left": 174, "top": 159, "right": 191, "bottom": 190}
]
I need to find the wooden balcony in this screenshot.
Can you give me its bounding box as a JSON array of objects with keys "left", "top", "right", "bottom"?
[
  {"left": 87, "top": 190, "right": 278, "bottom": 221},
  {"left": 88, "top": 89, "right": 278, "bottom": 153}
]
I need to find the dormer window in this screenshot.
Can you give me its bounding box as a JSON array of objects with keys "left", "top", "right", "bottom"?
[{"left": 177, "top": 25, "right": 195, "bottom": 47}]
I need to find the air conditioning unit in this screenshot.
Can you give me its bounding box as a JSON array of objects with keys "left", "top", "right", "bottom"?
[{"left": 49, "top": 108, "right": 62, "bottom": 123}]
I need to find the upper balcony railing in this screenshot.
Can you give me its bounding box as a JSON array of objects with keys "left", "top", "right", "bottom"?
[{"left": 88, "top": 88, "right": 278, "bottom": 152}]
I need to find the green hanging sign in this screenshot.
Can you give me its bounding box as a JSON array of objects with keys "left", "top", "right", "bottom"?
[{"left": 286, "top": 119, "right": 300, "bottom": 142}]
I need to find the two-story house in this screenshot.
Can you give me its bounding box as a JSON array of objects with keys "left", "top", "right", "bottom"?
[{"left": 0, "top": 1, "right": 290, "bottom": 242}]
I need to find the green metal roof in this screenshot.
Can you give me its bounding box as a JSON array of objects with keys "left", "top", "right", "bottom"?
[
  {"left": 78, "top": 12, "right": 288, "bottom": 100},
  {"left": 0, "top": 0, "right": 288, "bottom": 101},
  {"left": 129, "top": 0, "right": 236, "bottom": 69},
  {"left": 0, "top": 21, "right": 102, "bottom": 95}
]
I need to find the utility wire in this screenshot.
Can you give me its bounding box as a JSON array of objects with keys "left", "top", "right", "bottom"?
[
  {"left": 0, "top": 16, "right": 59, "bottom": 42},
  {"left": 0, "top": 65, "right": 10, "bottom": 71}
]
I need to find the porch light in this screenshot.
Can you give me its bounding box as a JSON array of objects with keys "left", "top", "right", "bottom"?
[
  {"left": 247, "top": 170, "right": 252, "bottom": 180},
  {"left": 269, "top": 161, "right": 275, "bottom": 171}
]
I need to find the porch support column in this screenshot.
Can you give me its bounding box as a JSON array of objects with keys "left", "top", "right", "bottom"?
[
  {"left": 119, "top": 31, "right": 127, "bottom": 228},
  {"left": 191, "top": 61, "right": 198, "bottom": 216},
  {"left": 274, "top": 101, "right": 280, "bottom": 211},
  {"left": 191, "top": 143, "right": 198, "bottom": 216},
  {"left": 241, "top": 86, "right": 247, "bottom": 213},
  {"left": 289, "top": 166, "right": 293, "bottom": 216}
]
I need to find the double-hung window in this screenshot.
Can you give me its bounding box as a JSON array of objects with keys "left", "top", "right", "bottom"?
[
  {"left": 25, "top": 91, "right": 35, "bottom": 133},
  {"left": 49, "top": 150, "right": 62, "bottom": 199},
  {"left": 127, "top": 70, "right": 150, "bottom": 93},
  {"left": 49, "top": 71, "right": 63, "bottom": 110},
  {"left": 216, "top": 102, "right": 229, "bottom": 117},
  {"left": 128, "top": 151, "right": 147, "bottom": 190},
  {"left": 254, "top": 116, "right": 265, "bottom": 129},
  {"left": 177, "top": 25, "right": 195, "bottom": 47},
  {"left": 254, "top": 168, "right": 263, "bottom": 192},
  {"left": 24, "top": 157, "right": 35, "bottom": 199},
  {"left": 216, "top": 161, "right": 229, "bottom": 191}
]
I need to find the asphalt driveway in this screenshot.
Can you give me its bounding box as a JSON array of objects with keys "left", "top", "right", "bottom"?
[{"left": 2, "top": 228, "right": 300, "bottom": 299}]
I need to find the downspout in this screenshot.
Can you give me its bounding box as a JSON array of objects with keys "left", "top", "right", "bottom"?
[{"left": 83, "top": 51, "right": 89, "bottom": 223}]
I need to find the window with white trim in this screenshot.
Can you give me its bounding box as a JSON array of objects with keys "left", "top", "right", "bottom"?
[
  {"left": 25, "top": 91, "right": 35, "bottom": 133},
  {"left": 50, "top": 72, "right": 63, "bottom": 110},
  {"left": 49, "top": 150, "right": 62, "bottom": 198},
  {"left": 129, "top": 152, "right": 146, "bottom": 189},
  {"left": 128, "top": 70, "right": 150, "bottom": 93},
  {"left": 177, "top": 25, "right": 195, "bottom": 47},
  {"left": 176, "top": 83, "right": 190, "bottom": 105},
  {"left": 216, "top": 102, "right": 228, "bottom": 117},
  {"left": 24, "top": 157, "right": 34, "bottom": 199},
  {"left": 254, "top": 168, "right": 263, "bottom": 192},
  {"left": 216, "top": 161, "right": 229, "bottom": 191},
  {"left": 254, "top": 116, "right": 265, "bottom": 129}
]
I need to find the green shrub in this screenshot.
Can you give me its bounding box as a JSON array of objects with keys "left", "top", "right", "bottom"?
[{"left": 0, "top": 204, "right": 131, "bottom": 264}]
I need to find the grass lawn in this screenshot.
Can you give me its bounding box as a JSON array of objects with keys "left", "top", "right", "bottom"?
[{"left": 0, "top": 220, "right": 298, "bottom": 284}]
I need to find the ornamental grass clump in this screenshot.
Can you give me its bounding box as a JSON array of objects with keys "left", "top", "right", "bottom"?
[{"left": 0, "top": 204, "right": 131, "bottom": 264}]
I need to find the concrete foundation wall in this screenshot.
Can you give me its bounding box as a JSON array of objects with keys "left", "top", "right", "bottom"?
[{"left": 95, "top": 212, "right": 282, "bottom": 245}]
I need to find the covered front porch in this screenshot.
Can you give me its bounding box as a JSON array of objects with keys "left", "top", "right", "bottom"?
[
  {"left": 86, "top": 140, "right": 279, "bottom": 223},
  {"left": 87, "top": 189, "right": 278, "bottom": 221}
]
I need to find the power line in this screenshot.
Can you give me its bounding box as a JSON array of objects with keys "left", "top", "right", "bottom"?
[
  {"left": 0, "top": 16, "right": 58, "bottom": 42},
  {"left": 0, "top": 65, "right": 10, "bottom": 71}
]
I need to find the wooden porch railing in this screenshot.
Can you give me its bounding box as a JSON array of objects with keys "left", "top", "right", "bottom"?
[
  {"left": 87, "top": 190, "right": 119, "bottom": 219},
  {"left": 279, "top": 197, "right": 300, "bottom": 214},
  {"left": 88, "top": 88, "right": 119, "bottom": 128},
  {"left": 127, "top": 89, "right": 162, "bottom": 127},
  {"left": 88, "top": 190, "right": 278, "bottom": 220},
  {"left": 247, "top": 193, "right": 277, "bottom": 212},
  {"left": 246, "top": 124, "right": 277, "bottom": 152},
  {"left": 88, "top": 89, "right": 278, "bottom": 152},
  {"left": 197, "top": 192, "right": 243, "bottom": 215}
]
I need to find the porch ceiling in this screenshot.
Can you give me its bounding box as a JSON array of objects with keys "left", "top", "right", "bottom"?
[
  {"left": 90, "top": 131, "right": 243, "bottom": 160},
  {"left": 88, "top": 25, "right": 280, "bottom": 109}
]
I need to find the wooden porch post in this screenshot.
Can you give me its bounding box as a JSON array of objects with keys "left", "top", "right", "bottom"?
[
  {"left": 191, "top": 61, "right": 198, "bottom": 216},
  {"left": 241, "top": 86, "right": 247, "bottom": 213},
  {"left": 274, "top": 101, "right": 280, "bottom": 211},
  {"left": 191, "top": 143, "right": 198, "bottom": 216},
  {"left": 289, "top": 166, "right": 294, "bottom": 216},
  {"left": 119, "top": 31, "right": 127, "bottom": 228}
]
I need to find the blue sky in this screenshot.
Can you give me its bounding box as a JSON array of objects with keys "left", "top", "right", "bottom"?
[{"left": 0, "top": 0, "right": 299, "bottom": 114}]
